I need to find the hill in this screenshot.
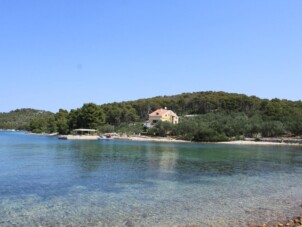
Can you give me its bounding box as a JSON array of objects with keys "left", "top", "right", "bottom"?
[
  {"left": 99, "top": 91, "right": 302, "bottom": 140},
  {"left": 117, "top": 91, "right": 302, "bottom": 119},
  {"left": 0, "top": 108, "right": 54, "bottom": 130},
  {"left": 4, "top": 91, "right": 302, "bottom": 141}
]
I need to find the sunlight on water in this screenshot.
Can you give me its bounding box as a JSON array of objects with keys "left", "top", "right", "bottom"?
[{"left": 0, "top": 132, "right": 302, "bottom": 226}]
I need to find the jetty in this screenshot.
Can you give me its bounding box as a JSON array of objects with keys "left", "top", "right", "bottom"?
[{"left": 58, "top": 129, "right": 99, "bottom": 140}]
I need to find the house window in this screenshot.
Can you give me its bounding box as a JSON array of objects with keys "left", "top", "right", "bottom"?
[{"left": 152, "top": 120, "right": 158, "bottom": 124}]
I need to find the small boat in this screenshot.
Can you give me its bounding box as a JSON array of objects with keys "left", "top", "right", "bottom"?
[
  {"left": 99, "top": 135, "right": 112, "bottom": 140},
  {"left": 99, "top": 133, "right": 118, "bottom": 140}
]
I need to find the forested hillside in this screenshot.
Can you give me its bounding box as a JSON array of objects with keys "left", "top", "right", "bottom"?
[
  {"left": 0, "top": 109, "right": 54, "bottom": 130},
  {"left": 3, "top": 92, "right": 302, "bottom": 141}
]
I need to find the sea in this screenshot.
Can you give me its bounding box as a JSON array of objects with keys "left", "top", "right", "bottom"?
[{"left": 0, "top": 131, "right": 302, "bottom": 226}]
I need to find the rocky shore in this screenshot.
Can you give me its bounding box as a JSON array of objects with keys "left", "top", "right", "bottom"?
[
  {"left": 252, "top": 214, "right": 302, "bottom": 227},
  {"left": 171, "top": 214, "right": 302, "bottom": 227},
  {"left": 114, "top": 135, "right": 302, "bottom": 146},
  {"left": 219, "top": 137, "right": 302, "bottom": 146},
  {"left": 114, "top": 135, "right": 190, "bottom": 143},
  {"left": 219, "top": 140, "right": 302, "bottom": 146}
]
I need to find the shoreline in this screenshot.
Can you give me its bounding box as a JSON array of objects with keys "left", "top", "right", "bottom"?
[
  {"left": 114, "top": 135, "right": 302, "bottom": 146},
  {"left": 218, "top": 140, "right": 302, "bottom": 146},
  {"left": 8, "top": 131, "right": 302, "bottom": 146},
  {"left": 256, "top": 213, "right": 302, "bottom": 227},
  {"left": 113, "top": 135, "right": 190, "bottom": 143}
]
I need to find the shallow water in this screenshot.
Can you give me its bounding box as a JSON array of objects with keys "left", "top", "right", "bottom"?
[{"left": 0, "top": 132, "right": 302, "bottom": 226}]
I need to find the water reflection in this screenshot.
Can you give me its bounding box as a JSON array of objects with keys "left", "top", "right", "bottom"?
[
  {"left": 1, "top": 132, "right": 302, "bottom": 226},
  {"left": 52, "top": 140, "right": 302, "bottom": 186}
]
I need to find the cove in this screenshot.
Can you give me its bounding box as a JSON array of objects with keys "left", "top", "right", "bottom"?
[{"left": 0, "top": 131, "right": 302, "bottom": 226}]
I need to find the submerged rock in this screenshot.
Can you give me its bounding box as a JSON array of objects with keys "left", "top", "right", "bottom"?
[{"left": 123, "top": 220, "right": 134, "bottom": 227}]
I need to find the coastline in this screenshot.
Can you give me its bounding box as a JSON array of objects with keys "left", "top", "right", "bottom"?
[
  {"left": 113, "top": 135, "right": 302, "bottom": 146},
  {"left": 114, "top": 135, "right": 190, "bottom": 143},
  {"left": 218, "top": 140, "right": 302, "bottom": 146},
  {"left": 11, "top": 131, "right": 302, "bottom": 146}
]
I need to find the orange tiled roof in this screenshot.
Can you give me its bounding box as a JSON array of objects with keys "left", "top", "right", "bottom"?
[{"left": 149, "top": 109, "right": 170, "bottom": 117}]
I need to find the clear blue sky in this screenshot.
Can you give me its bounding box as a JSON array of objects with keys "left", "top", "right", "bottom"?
[{"left": 1, "top": 0, "right": 301, "bottom": 112}]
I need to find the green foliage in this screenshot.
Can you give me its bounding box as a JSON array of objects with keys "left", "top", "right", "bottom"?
[
  {"left": 102, "top": 104, "right": 139, "bottom": 125},
  {"left": 147, "top": 121, "right": 174, "bottom": 137},
  {"left": 68, "top": 109, "right": 81, "bottom": 131},
  {"left": 0, "top": 109, "right": 54, "bottom": 130},
  {"left": 235, "top": 135, "right": 245, "bottom": 141},
  {"left": 29, "top": 115, "right": 57, "bottom": 133},
  {"left": 98, "top": 123, "right": 144, "bottom": 136},
  {"left": 171, "top": 118, "right": 200, "bottom": 140},
  {"left": 105, "top": 106, "right": 123, "bottom": 125},
  {"left": 260, "top": 121, "right": 285, "bottom": 137},
  {"left": 98, "top": 124, "right": 116, "bottom": 133},
  {"left": 55, "top": 109, "right": 69, "bottom": 134},
  {"left": 285, "top": 114, "right": 302, "bottom": 136},
  {"left": 144, "top": 109, "right": 299, "bottom": 142},
  {"left": 47, "top": 116, "right": 58, "bottom": 133},
  {"left": 78, "top": 103, "right": 105, "bottom": 129},
  {"left": 193, "top": 128, "right": 228, "bottom": 142},
  {"left": 3, "top": 91, "right": 302, "bottom": 140},
  {"left": 115, "top": 123, "right": 144, "bottom": 135}
]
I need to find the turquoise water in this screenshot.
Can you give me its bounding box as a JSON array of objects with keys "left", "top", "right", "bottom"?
[{"left": 1, "top": 132, "right": 302, "bottom": 226}]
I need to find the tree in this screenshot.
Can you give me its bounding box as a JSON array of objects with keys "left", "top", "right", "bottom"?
[
  {"left": 286, "top": 115, "right": 302, "bottom": 135},
  {"left": 78, "top": 103, "right": 105, "bottom": 129},
  {"left": 55, "top": 109, "right": 69, "bottom": 134},
  {"left": 47, "top": 116, "right": 57, "bottom": 133},
  {"left": 106, "top": 106, "right": 122, "bottom": 125},
  {"left": 147, "top": 121, "right": 174, "bottom": 136},
  {"left": 192, "top": 127, "right": 228, "bottom": 142},
  {"left": 260, "top": 121, "right": 285, "bottom": 137},
  {"left": 121, "top": 107, "right": 139, "bottom": 123},
  {"left": 68, "top": 109, "right": 81, "bottom": 130},
  {"left": 29, "top": 117, "right": 46, "bottom": 133}
]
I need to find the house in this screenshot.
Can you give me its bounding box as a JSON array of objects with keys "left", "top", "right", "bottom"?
[{"left": 147, "top": 107, "right": 179, "bottom": 127}]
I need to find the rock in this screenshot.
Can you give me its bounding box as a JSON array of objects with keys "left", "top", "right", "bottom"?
[
  {"left": 123, "top": 220, "right": 133, "bottom": 227},
  {"left": 247, "top": 221, "right": 258, "bottom": 227},
  {"left": 277, "top": 223, "right": 284, "bottom": 227}
]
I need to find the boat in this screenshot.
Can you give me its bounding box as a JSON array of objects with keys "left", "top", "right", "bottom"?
[{"left": 99, "top": 133, "right": 118, "bottom": 140}]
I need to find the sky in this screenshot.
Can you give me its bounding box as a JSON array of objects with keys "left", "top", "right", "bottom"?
[{"left": 1, "top": 0, "right": 301, "bottom": 113}]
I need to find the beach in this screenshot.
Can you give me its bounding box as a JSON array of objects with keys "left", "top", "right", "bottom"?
[
  {"left": 114, "top": 135, "right": 302, "bottom": 146},
  {"left": 218, "top": 140, "right": 302, "bottom": 146},
  {"left": 114, "top": 135, "right": 190, "bottom": 143}
]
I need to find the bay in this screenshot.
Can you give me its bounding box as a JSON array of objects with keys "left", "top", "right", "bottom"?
[{"left": 0, "top": 131, "right": 302, "bottom": 226}]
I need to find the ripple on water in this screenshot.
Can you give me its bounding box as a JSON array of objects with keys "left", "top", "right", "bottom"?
[{"left": 1, "top": 133, "right": 302, "bottom": 226}]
